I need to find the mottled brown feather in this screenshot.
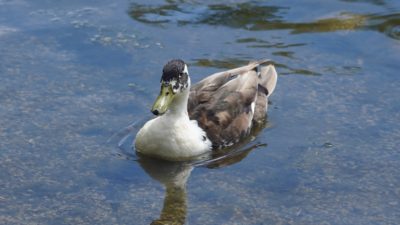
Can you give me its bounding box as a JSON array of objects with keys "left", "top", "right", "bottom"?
[{"left": 188, "top": 60, "right": 277, "bottom": 148}]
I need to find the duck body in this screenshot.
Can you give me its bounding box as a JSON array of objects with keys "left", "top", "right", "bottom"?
[
  {"left": 135, "top": 59, "right": 277, "bottom": 161},
  {"left": 135, "top": 87, "right": 212, "bottom": 160}
]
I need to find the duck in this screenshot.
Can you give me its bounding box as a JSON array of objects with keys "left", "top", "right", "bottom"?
[{"left": 135, "top": 59, "right": 277, "bottom": 161}]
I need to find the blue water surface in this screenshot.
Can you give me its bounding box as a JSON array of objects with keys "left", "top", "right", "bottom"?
[{"left": 1, "top": 0, "right": 399, "bottom": 224}]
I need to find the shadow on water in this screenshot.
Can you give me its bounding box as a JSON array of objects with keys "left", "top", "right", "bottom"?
[
  {"left": 109, "top": 118, "right": 270, "bottom": 224},
  {"left": 128, "top": 1, "right": 400, "bottom": 40}
]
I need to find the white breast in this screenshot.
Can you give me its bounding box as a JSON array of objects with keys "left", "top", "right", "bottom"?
[{"left": 135, "top": 114, "right": 212, "bottom": 160}]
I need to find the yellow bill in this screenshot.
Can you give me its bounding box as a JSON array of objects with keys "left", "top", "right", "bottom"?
[{"left": 151, "top": 84, "right": 175, "bottom": 116}]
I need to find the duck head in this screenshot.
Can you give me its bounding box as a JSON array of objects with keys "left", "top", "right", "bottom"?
[{"left": 151, "top": 59, "right": 190, "bottom": 116}]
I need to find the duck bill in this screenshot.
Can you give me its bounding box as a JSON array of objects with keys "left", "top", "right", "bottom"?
[{"left": 151, "top": 85, "right": 175, "bottom": 116}]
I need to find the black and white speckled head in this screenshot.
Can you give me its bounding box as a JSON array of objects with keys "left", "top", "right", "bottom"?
[{"left": 161, "top": 59, "right": 190, "bottom": 93}]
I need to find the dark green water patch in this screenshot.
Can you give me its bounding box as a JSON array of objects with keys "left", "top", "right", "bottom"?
[
  {"left": 339, "top": 0, "right": 386, "bottom": 6},
  {"left": 236, "top": 38, "right": 307, "bottom": 49},
  {"left": 192, "top": 58, "right": 253, "bottom": 69},
  {"left": 191, "top": 58, "right": 322, "bottom": 76},
  {"left": 129, "top": 2, "right": 400, "bottom": 40}
]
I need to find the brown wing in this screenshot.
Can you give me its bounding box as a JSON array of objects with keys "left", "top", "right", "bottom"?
[{"left": 188, "top": 60, "right": 275, "bottom": 148}]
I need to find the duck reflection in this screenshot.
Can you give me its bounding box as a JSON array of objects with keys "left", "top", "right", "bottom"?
[
  {"left": 137, "top": 139, "right": 265, "bottom": 225},
  {"left": 138, "top": 156, "right": 191, "bottom": 225}
]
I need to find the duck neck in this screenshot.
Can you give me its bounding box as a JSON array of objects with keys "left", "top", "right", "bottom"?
[
  {"left": 166, "top": 87, "right": 190, "bottom": 118},
  {"left": 166, "top": 77, "right": 191, "bottom": 119}
]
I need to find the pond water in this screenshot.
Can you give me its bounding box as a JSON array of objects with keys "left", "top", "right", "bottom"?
[{"left": 1, "top": 0, "right": 400, "bottom": 224}]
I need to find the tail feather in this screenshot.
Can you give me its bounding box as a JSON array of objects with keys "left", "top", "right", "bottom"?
[
  {"left": 252, "top": 62, "right": 278, "bottom": 123},
  {"left": 249, "top": 59, "right": 277, "bottom": 97},
  {"left": 258, "top": 64, "right": 278, "bottom": 98}
]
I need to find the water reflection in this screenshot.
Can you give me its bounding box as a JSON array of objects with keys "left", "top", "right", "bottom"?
[
  {"left": 369, "top": 13, "right": 400, "bottom": 40},
  {"left": 137, "top": 142, "right": 265, "bottom": 225},
  {"left": 340, "top": 0, "right": 386, "bottom": 5},
  {"left": 138, "top": 157, "right": 190, "bottom": 225},
  {"left": 129, "top": 2, "right": 400, "bottom": 40},
  {"left": 235, "top": 38, "right": 307, "bottom": 49},
  {"left": 192, "top": 58, "right": 252, "bottom": 69},
  {"left": 192, "top": 58, "right": 321, "bottom": 76}
]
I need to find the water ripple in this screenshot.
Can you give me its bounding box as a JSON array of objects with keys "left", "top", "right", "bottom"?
[
  {"left": 387, "top": 24, "right": 400, "bottom": 39},
  {"left": 129, "top": 2, "right": 400, "bottom": 40}
]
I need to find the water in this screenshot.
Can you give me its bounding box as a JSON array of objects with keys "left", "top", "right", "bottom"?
[{"left": 1, "top": 0, "right": 399, "bottom": 224}]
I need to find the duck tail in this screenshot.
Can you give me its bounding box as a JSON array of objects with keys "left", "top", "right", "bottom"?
[
  {"left": 252, "top": 60, "right": 278, "bottom": 123},
  {"left": 254, "top": 60, "right": 278, "bottom": 98}
]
